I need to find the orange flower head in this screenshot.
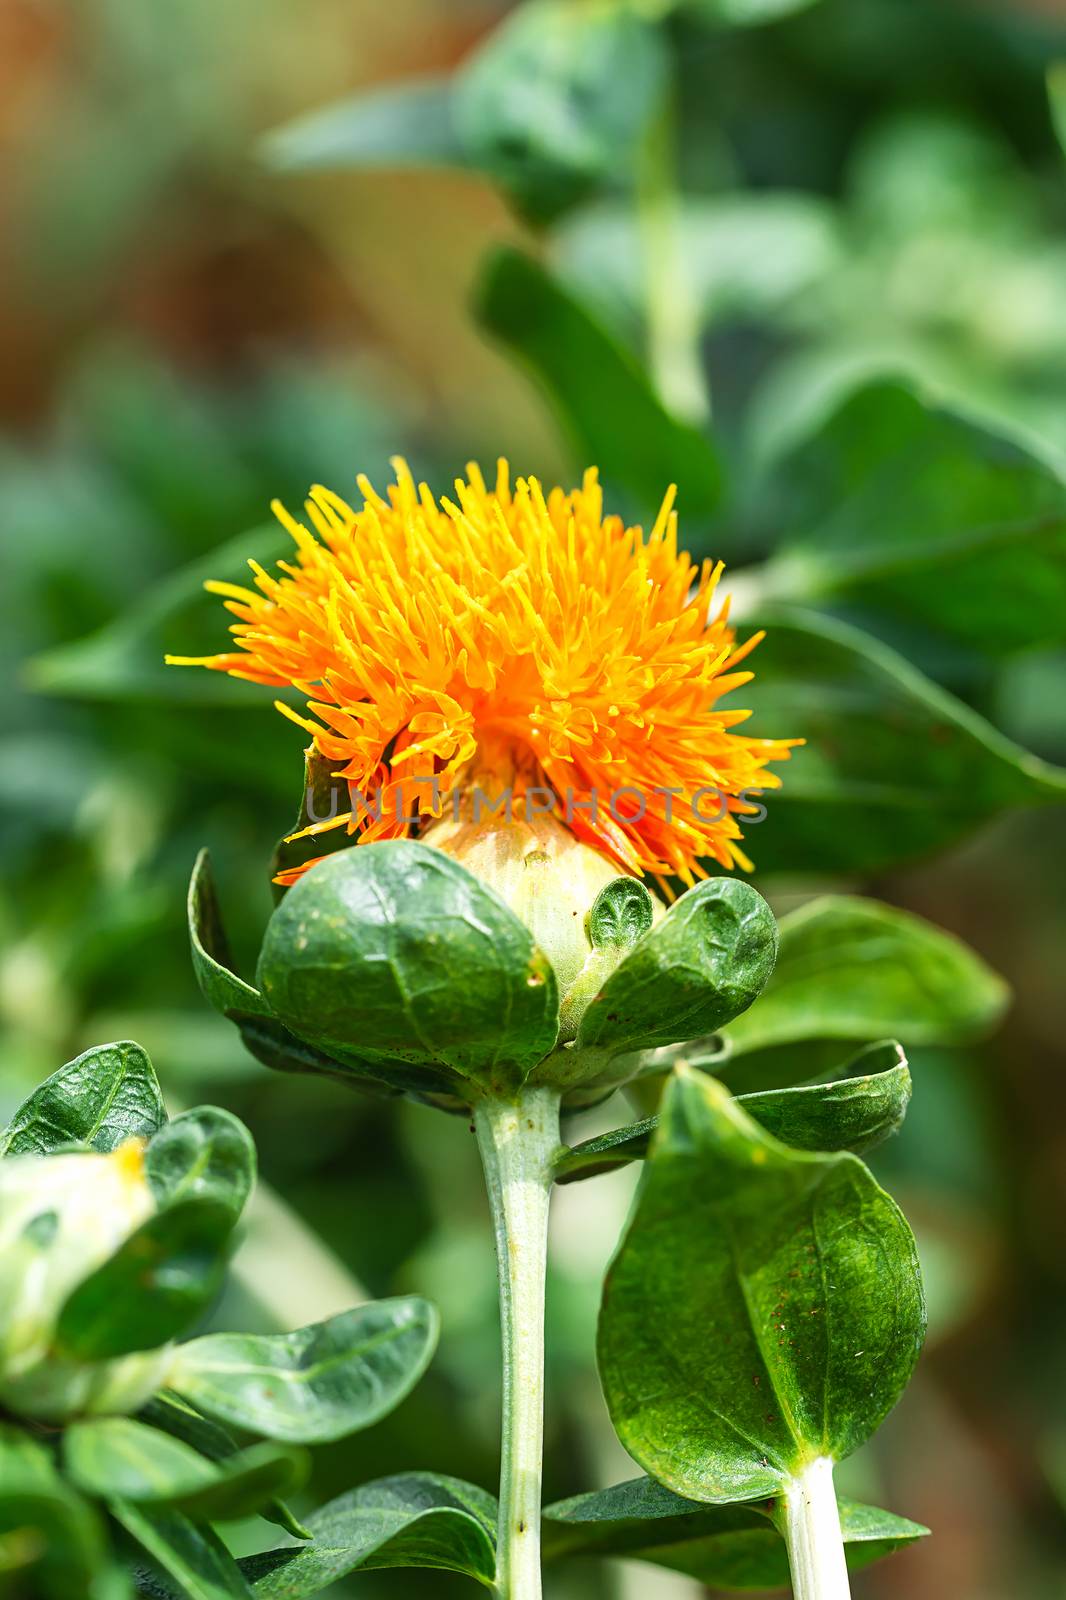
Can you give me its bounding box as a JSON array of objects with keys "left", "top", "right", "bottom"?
[{"left": 167, "top": 460, "right": 800, "bottom": 887}]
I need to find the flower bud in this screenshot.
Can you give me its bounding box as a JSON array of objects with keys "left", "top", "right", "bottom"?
[
  {"left": 419, "top": 755, "right": 659, "bottom": 1056},
  {"left": 422, "top": 810, "right": 614, "bottom": 987},
  {"left": 0, "top": 1141, "right": 173, "bottom": 1422}
]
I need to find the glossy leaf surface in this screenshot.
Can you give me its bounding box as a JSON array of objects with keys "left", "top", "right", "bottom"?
[
  {"left": 55, "top": 1199, "right": 235, "bottom": 1360},
  {"left": 188, "top": 849, "right": 273, "bottom": 1022},
  {"left": 242, "top": 1474, "right": 497, "bottom": 1595},
  {"left": 577, "top": 878, "right": 777, "bottom": 1056},
  {"left": 188, "top": 853, "right": 410, "bottom": 1098},
  {"left": 598, "top": 1069, "right": 925, "bottom": 1500},
  {"left": 64, "top": 1417, "right": 306, "bottom": 1523},
  {"left": 170, "top": 1299, "right": 439, "bottom": 1444},
  {"left": 112, "top": 1502, "right": 254, "bottom": 1599},
  {"left": 0, "top": 1041, "right": 166, "bottom": 1158},
  {"left": 140, "top": 1393, "right": 310, "bottom": 1542},
  {"left": 256, "top": 843, "right": 559, "bottom": 1095},
  {"left": 543, "top": 1475, "right": 927, "bottom": 1587},
  {"left": 554, "top": 1042, "right": 910, "bottom": 1182},
  {"left": 146, "top": 1106, "right": 256, "bottom": 1222}
]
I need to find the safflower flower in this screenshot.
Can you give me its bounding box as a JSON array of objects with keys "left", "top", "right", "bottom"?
[{"left": 168, "top": 459, "right": 798, "bottom": 899}]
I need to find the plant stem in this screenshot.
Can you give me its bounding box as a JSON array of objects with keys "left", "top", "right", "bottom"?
[
  {"left": 473, "top": 1086, "right": 561, "bottom": 1600},
  {"left": 781, "top": 1457, "right": 852, "bottom": 1600},
  {"left": 637, "top": 95, "right": 711, "bottom": 425}
]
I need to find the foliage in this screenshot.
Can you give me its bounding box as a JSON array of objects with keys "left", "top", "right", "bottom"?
[
  {"left": 598, "top": 1068, "right": 924, "bottom": 1499},
  {"left": 0, "top": 1045, "right": 439, "bottom": 1599},
  {"left": 184, "top": 795, "right": 1003, "bottom": 1593},
  {"left": 543, "top": 1475, "right": 928, "bottom": 1589},
  {"left": 6, "top": 0, "right": 1066, "bottom": 1596}
]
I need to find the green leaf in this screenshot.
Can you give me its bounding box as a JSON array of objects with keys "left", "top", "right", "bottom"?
[
  {"left": 739, "top": 605, "right": 1066, "bottom": 875},
  {"left": 576, "top": 878, "right": 777, "bottom": 1057},
  {"left": 55, "top": 1198, "right": 236, "bottom": 1360},
  {"left": 64, "top": 1418, "right": 307, "bottom": 1524},
  {"left": 263, "top": 77, "right": 465, "bottom": 173},
  {"left": 0, "top": 1424, "right": 117, "bottom": 1600},
  {"left": 587, "top": 878, "right": 654, "bottom": 951},
  {"left": 455, "top": 1, "right": 667, "bottom": 225},
  {"left": 754, "top": 380, "right": 1066, "bottom": 656},
  {"left": 554, "top": 1043, "right": 911, "bottom": 1182},
  {"left": 167, "top": 1450, "right": 304, "bottom": 1529},
  {"left": 598, "top": 1068, "right": 925, "bottom": 1500},
  {"left": 241, "top": 1473, "right": 498, "bottom": 1595},
  {"left": 112, "top": 1502, "right": 254, "bottom": 1600},
  {"left": 139, "top": 1392, "right": 310, "bottom": 1542},
  {"left": 725, "top": 895, "right": 1008, "bottom": 1086},
  {"left": 146, "top": 1107, "right": 256, "bottom": 1223},
  {"left": 475, "top": 249, "right": 723, "bottom": 522},
  {"left": 170, "top": 1298, "right": 439, "bottom": 1444},
  {"left": 27, "top": 524, "right": 287, "bottom": 705},
  {"left": 256, "top": 842, "right": 559, "bottom": 1097},
  {"left": 543, "top": 1475, "right": 927, "bottom": 1588},
  {"left": 0, "top": 1041, "right": 166, "bottom": 1158}
]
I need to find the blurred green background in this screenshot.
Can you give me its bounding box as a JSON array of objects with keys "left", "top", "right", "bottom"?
[{"left": 3, "top": 0, "right": 1066, "bottom": 1595}]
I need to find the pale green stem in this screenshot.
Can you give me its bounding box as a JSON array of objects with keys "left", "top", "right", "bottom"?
[
  {"left": 473, "top": 1086, "right": 561, "bottom": 1600},
  {"left": 781, "top": 1457, "right": 852, "bottom": 1600},
  {"left": 637, "top": 96, "right": 710, "bottom": 425}
]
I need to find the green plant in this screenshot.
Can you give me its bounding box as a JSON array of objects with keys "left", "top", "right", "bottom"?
[
  {"left": 189, "top": 768, "right": 1004, "bottom": 1598},
  {"left": 13, "top": 4, "right": 1062, "bottom": 1596},
  {"left": 0, "top": 1042, "right": 440, "bottom": 1598}
]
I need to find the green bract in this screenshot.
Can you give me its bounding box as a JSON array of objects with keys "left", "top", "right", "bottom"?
[
  {"left": 256, "top": 842, "right": 559, "bottom": 1098},
  {"left": 551, "top": 876, "right": 779, "bottom": 1103},
  {"left": 575, "top": 877, "right": 777, "bottom": 1055},
  {"left": 191, "top": 842, "right": 778, "bottom": 1109}
]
